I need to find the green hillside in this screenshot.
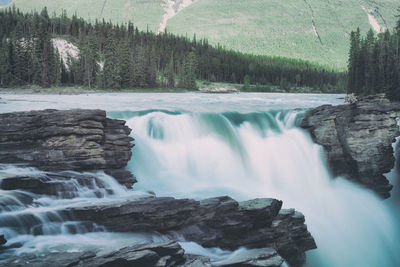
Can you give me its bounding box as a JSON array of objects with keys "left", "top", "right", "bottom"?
[
  {"left": 5, "top": 0, "right": 399, "bottom": 69},
  {"left": 4, "top": 0, "right": 163, "bottom": 32},
  {"left": 167, "top": 0, "right": 399, "bottom": 69}
]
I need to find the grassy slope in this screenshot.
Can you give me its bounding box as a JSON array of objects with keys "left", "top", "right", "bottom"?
[
  {"left": 6, "top": 0, "right": 399, "bottom": 69},
  {"left": 167, "top": 0, "right": 398, "bottom": 69},
  {"left": 7, "top": 0, "right": 163, "bottom": 32}
]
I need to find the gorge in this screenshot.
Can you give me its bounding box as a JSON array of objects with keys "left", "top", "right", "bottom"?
[{"left": 0, "top": 92, "right": 399, "bottom": 267}]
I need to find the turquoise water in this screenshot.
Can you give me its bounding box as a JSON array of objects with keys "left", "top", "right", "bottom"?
[{"left": 0, "top": 92, "right": 399, "bottom": 266}]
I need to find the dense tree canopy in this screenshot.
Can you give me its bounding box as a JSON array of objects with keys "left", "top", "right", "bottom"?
[
  {"left": 0, "top": 6, "right": 346, "bottom": 91},
  {"left": 347, "top": 8, "right": 400, "bottom": 101}
]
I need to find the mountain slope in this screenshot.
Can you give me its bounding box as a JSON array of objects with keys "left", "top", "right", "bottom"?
[
  {"left": 167, "top": 0, "right": 398, "bottom": 69},
  {"left": 6, "top": 0, "right": 399, "bottom": 69},
  {"left": 5, "top": 0, "right": 164, "bottom": 32}
]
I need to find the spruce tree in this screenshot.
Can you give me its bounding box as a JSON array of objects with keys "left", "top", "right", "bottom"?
[
  {"left": 83, "top": 30, "right": 99, "bottom": 89},
  {"left": 348, "top": 28, "right": 361, "bottom": 94},
  {"left": 0, "top": 38, "right": 12, "bottom": 86},
  {"left": 182, "top": 51, "right": 197, "bottom": 89},
  {"left": 119, "top": 38, "right": 133, "bottom": 88},
  {"left": 35, "top": 8, "right": 55, "bottom": 88},
  {"left": 103, "top": 33, "right": 121, "bottom": 89},
  {"left": 165, "top": 55, "right": 175, "bottom": 88},
  {"left": 145, "top": 46, "right": 157, "bottom": 88},
  {"left": 133, "top": 46, "right": 147, "bottom": 88}
]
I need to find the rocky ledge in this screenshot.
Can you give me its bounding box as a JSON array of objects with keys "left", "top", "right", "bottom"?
[
  {"left": 301, "top": 95, "right": 400, "bottom": 198},
  {"left": 0, "top": 109, "right": 316, "bottom": 266},
  {"left": 64, "top": 196, "right": 316, "bottom": 266},
  {"left": 0, "top": 109, "right": 136, "bottom": 188},
  {"left": 0, "top": 195, "right": 316, "bottom": 266},
  {"left": 4, "top": 240, "right": 285, "bottom": 267}
]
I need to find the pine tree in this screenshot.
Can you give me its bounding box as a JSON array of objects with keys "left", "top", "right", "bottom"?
[
  {"left": 52, "top": 48, "right": 61, "bottom": 85},
  {"left": 83, "top": 30, "right": 99, "bottom": 88},
  {"left": 103, "top": 33, "right": 121, "bottom": 89},
  {"left": 182, "top": 51, "right": 197, "bottom": 89},
  {"left": 165, "top": 55, "right": 175, "bottom": 88},
  {"left": 364, "top": 29, "right": 376, "bottom": 94},
  {"left": 348, "top": 28, "right": 361, "bottom": 94},
  {"left": 133, "top": 46, "right": 147, "bottom": 88},
  {"left": 60, "top": 58, "right": 68, "bottom": 84},
  {"left": 0, "top": 38, "right": 12, "bottom": 86},
  {"left": 35, "top": 7, "right": 55, "bottom": 88},
  {"left": 145, "top": 46, "right": 157, "bottom": 88},
  {"left": 119, "top": 38, "right": 133, "bottom": 88}
]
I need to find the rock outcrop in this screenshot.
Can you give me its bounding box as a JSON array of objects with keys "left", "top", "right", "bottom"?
[
  {"left": 0, "top": 109, "right": 136, "bottom": 188},
  {"left": 60, "top": 196, "right": 315, "bottom": 266},
  {"left": 0, "top": 171, "right": 119, "bottom": 198},
  {"left": 0, "top": 235, "right": 6, "bottom": 246},
  {"left": 301, "top": 95, "right": 400, "bottom": 198},
  {"left": 2, "top": 240, "right": 285, "bottom": 267},
  {"left": 0, "top": 109, "right": 317, "bottom": 266}
]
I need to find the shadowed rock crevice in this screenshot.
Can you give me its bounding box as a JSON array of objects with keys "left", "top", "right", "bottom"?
[{"left": 301, "top": 95, "right": 400, "bottom": 198}]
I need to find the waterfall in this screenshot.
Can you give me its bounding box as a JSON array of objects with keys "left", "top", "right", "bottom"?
[
  {"left": 124, "top": 109, "right": 400, "bottom": 267},
  {"left": 0, "top": 165, "right": 154, "bottom": 260},
  {"left": 0, "top": 92, "right": 399, "bottom": 266}
]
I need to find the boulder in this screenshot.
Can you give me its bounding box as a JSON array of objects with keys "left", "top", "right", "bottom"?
[
  {"left": 301, "top": 95, "right": 400, "bottom": 198},
  {"left": 0, "top": 109, "right": 136, "bottom": 188},
  {"left": 179, "top": 255, "right": 212, "bottom": 267},
  {"left": 3, "top": 241, "right": 185, "bottom": 267},
  {"left": 2, "top": 241, "right": 285, "bottom": 267},
  {"left": 213, "top": 247, "right": 283, "bottom": 267},
  {"left": 64, "top": 196, "right": 316, "bottom": 266},
  {"left": 0, "top": 171, "right": 114, "bottom": 198}
]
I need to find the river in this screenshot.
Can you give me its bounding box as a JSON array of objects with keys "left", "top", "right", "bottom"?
[{"left": 0, "top": 92, "right": 399, "bottom": 267}]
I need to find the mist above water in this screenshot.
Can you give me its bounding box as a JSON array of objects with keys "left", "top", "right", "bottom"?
[{"left": 0, "top": 92, "right": 399, "bottom": 266}]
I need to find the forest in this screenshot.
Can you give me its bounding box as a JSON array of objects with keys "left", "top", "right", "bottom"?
[
  {"left": 0, "top": 6, "right": 346, "bottom": 91},
  {"left": 347, "top": 8, "right": 400, "bottom": 101}
]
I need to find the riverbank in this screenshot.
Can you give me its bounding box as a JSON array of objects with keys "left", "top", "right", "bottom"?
[
  {"left": 0, "top": 86, "right": 193, "bottom": 95},
  {"left": 0, "top": 81, "right": 344, "bottom": 95}
]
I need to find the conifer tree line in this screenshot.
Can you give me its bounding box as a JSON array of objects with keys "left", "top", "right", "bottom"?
[
  {"left": 0, "top": 6, "right": 346, "bottom": 91},
  {"left": 347, "top": 8, "right": 400, "bottom": 101}
]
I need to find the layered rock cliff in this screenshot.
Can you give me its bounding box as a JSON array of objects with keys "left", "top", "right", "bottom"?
[
  {"left": 0, "top": 109, "right": 317, "bottom": 266},
  {"left": 0, "top": 193, "right": 316, "bottom": 266},
  {"left": 0, "top": 109, "right": 136, "bottom": 188},
  {"left": 63, "top": 196, "right": 316, "bottom": 266},
  {"left": 301, "top": 95, "right": 400, "bottom": 198}
]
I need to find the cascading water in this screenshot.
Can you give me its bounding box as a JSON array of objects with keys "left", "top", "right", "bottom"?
[
  {"left": 122, "top": 109, "right": 400, "bottom": 267},
  {"left": 0, "top": 165, "right": 158, "bottom": 261},
  {"left": 0, "top": 92, "right": 399, "bottom": 266}
]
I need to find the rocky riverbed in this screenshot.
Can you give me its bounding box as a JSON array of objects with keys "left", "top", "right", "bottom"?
[
  {"left": 1, "top": 94, "right": 399, "bottom": 266},
  {"left": 0, "top": 108, "right": 316, "bottom": 267}
]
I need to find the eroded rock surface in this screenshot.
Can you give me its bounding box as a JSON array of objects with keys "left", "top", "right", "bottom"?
[
  {"left": 301, "top": 95, "right": 400, "bottom": 198},
  {"left": 0, "top": 109, "right": 136, "bottom": 188},
  {"left": 3, "top": 241, "right": 285, "bottom": 267},
  {"left": 63, "top": 196, "right": 315, "bottom": 266},
  {"left": 0, "top": 109, "right": 317, "bottom": 266}
]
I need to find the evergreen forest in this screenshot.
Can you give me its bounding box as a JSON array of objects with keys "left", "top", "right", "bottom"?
[
  {"left": 347, "top": 8, "right": 400, "bottom": 101},
  {"left": 0, "top": 6, "right": 346, "bottom": 92}
]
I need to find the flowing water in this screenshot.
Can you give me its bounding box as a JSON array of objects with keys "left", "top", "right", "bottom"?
[{"left": 0, "top": 92, "right": 399, "bottom": 267}]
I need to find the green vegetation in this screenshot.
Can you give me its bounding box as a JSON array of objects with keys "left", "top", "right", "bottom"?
[
  {"left": 5, "top": 0, "right": 399, "bottom": 69},
  {"left": 347, "top": 8, "right": 400, "bottom": 101},
  {"left": 164, "top": 0, "right": 398, "bottom": 70},
  {"left": 0, "top": 6, "right": 346, "bottom": 92},
  {"left": 6, "top": 0, "right": 163, "bottom": 32}
]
